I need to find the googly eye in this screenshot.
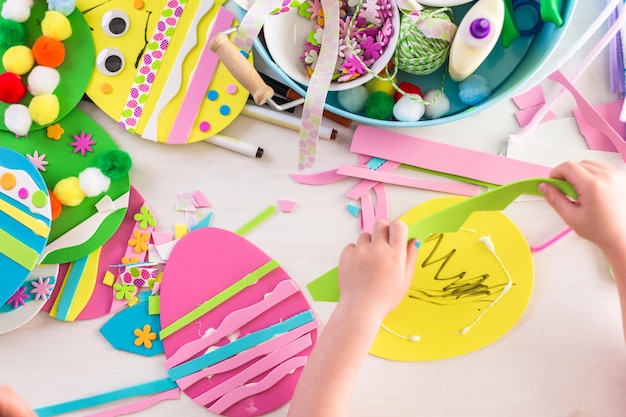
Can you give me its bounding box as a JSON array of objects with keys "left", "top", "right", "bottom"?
[
  {"left": 96, "top": 48, "right": 125, "bottom": 76},
  {"left": 463, "top": 16, "right": 497, "bottom": 49},
  {"left": 101, "top": 9, "right": 130, "bottom": 37}
]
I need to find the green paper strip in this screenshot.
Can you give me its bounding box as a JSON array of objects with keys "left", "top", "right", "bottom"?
[
  {"left": 34, "top": 377, "right": 177, "bottom": 417},
  {"left": 149, "top": 295, "right": 161, "bottom": 315},
  {"left": 307, "top": 178, "right": 577, "bottom": 302},
  {"left": 235, "top": 205, "right": 277, "bottom": 236},
  {"left": 0, "top": 228, "right": 40, "bottom": 270},
  {"left": 160, "top": 259, "right": 280, "bottom": 339}
]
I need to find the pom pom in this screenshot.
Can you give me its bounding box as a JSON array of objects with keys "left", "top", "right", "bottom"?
[
  {"left": 28, "top": 94, "right": 59, "bottom": 125},
  {"left": 364, "top": 91, "right": 394, "bottom": 120},
  {"left": 32, "top": 36, "right": 65, "bottom": 68},
  {"left": 4, "top": 103, "right": 31, "bottom": 136},
  {"left": 41, "top": 10, "right": 72, "bottom": 40},
  {"left": 0, "top": 71, "right": 26, "bottom": 103},
  {"left": 27, "top": 65, "right": 60, "bottom": 95},
  {"left": 46, "top": 0, "right": 76, "bottom": 16},
  {"left": 393, "top": 94, "right": 425, "bottom": 122},
  {"left": 1, "top": 0, "right": 34, "bottom": 22},
  {"left": 364, "top": 77, "right": 396, "bottom": 96},
  {"left": 78, "top": 167, "right": 111, "bottom": 197},
  {"left": 98, "top": 150, "right": 132, "bottom": 180},
  {"left": 458, "top": 74, "right": 491, "bottom": 106},
  {"left": 337, "top": 85, "right": 369, "bottom": 113},
  {"left": 53, "top": 176, "right": 85, "bottom": 207},
  {"left": 393, "top": 81, "right": 422, "bottom": 102},
  {"left": 423, "top": 89, "right": 450, "bottom": 119},
  {"left": 2, "top": 45, "right": 34, "bottom": 75},
  {"left": 0, "top": 18, "right": 26, "bottom": 48}
]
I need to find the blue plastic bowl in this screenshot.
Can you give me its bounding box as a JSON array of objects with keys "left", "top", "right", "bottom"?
[{"left": 254, "top": 0, "right": 576, "bottom": 127}]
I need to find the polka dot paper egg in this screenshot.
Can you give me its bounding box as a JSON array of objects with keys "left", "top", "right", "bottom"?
[{"left": 159, "top": 227, "right": 319, "bottom": 416}]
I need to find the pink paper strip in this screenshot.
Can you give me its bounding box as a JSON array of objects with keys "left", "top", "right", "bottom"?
[
  {"left": 573, "top": 100, "right": 623, "bottom": 152},
  {"left": 176, "top": 320, "right": 318, "bottom": 390},
  {"left": 515, "top": 105, "right": 556, "bottom": 128},
  {"left": 151, "top": 231, "right": 174, "bottom": 247},
  {"left": 81, "top": 388, "right": 180, "bottom": 417},
  {"left": 373, "top": 183, "right": 388, "bottom": 221},
  {"left": 193, "top": 334, "right": 312, "bottom": 406},
  {"left": 345, "top": 161, "right": 401, "bottom": 200},
  {"left": 291, "top": 169, "right": 346, "bottom": 185},
  {"left": 337, "top": 164, "right": 481, "bottom": 196},
  {"left": 192, "top": 190, "right": 211, "bottom": 208},
  {"left": 512, "top": 85, "right": 546, "bottom": 110},
  {"left": 166, "top": 7, "right": 235, "bottom": 144},
  {"left": 351, "top": 126, "right": 551, "bottom": 185},
  {"left": 165, "top": 280, "right": 299, "bottom": 369},
  {"left": 208, "top": 356, "right": 308, "bottom": 414},
  {"left": 278, "top": 200, "right": 298, "bottom": 213},
  {"left": 360, "top": 192, "right": 375, "bottom": 233}
]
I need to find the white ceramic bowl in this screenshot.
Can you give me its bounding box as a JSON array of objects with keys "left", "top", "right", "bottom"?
[{"left": 263, "top": 3, "right": 400, "bottom": 91}]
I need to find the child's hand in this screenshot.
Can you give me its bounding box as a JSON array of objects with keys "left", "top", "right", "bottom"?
[
  {"left": 0, "top": 386, "right": 35, "bottom": 417},
  {"left": 337, "top": 219, "right": 418, "bottom": 323},
  {"left": 540, "top": 160, "right": 626, "bottom": 257}
]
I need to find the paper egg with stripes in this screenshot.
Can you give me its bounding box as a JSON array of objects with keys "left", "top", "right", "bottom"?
[
  {"left": 160, "top": 227, "right": 319, "bottom": 416},
  {"left": 0, "top": 147, "right": 52, "bottom": 305},
  {"left": 76, "top": 0, "right": 251, "bottom": 144}
]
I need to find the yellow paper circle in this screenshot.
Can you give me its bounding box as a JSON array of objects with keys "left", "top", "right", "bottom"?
[{"left": 370, "top": 196, "right": 534, "bottom": 361}]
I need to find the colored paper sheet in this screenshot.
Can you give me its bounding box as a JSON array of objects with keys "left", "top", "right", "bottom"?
[
  {"left": 100, "top": 301, "right": 164, "bottom": 357},
  {"left": 573, "top": 100, "right": 625, "bottom": 152},
  {"left": 371, "top": 196, "right": 534, "bottom": 361},
  {"left": 350, "top": 125, "right": 551, "bottom": 185}
]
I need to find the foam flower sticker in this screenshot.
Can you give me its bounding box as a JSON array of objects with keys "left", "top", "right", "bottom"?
[
  {"left": 133, "top": 205, "right": 156, "bottom": 229},
  {"left": 6, "top": 286, "right": 28, "bottom": 309},
  {"left": 30, "top": 276, "right": 54, "bottom": 301},
  {"left": 133, "top": 324, "right": 157, "bottom": 349},
  {"left": 113, "top": 282, "right": 137, "bottom": 301},
  {"left": 121, "top": 256, "right": 139, "bottom": 265},
  {"left": 47, "top": 123, "right": 64, "bottom": 140},
  {"left": 71, "top": 131, "right": 96, "bottom": 156},
  {"left": 26, "top": 150, "right": 49, "bottom": 172},
  {"left": 128, "top": 230, "right": 150, "bottom": 254}
]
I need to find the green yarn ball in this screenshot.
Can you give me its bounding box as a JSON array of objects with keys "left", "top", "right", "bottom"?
[
  {"left": 364, "top": 91, "right": 395, "bottom": 120},
  {"left": 98, "top": 150, "right": 132, "bottom": 180},
  {"left": 393, "top": 8, "right": 453, "bottom": 75},
  {"left": 0, "top": 18, "right": 26, "bottom": 49}
]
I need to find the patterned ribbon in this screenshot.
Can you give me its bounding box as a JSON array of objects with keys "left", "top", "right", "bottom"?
[{"left": 119, "top": 0, "right": 189, "bottom": 132}]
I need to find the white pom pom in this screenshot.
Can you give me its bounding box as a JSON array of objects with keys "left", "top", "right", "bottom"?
[
  {"left": 5, "top": 104, "right": 32, "bottom": 137},
  {"left": 337, "top": 85, "right": 370, "bottom": 113},
  {"left": 1, "top": 0, "right": 34, "bottom": 22},
  {"left": 27, "top": 66, "right": 61, "bottom": 96},
  {"left": 78, "top": 167, "right": 111, "bottom": 197},
  {"left": 392, "top": 94, "right": 425, "bottom": 122},
  {"left": 424, "top": 89, "right": 450, "bottom": 119}
]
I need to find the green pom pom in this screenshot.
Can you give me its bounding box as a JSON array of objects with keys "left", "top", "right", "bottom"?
[
  {"left": 364, "top": 91, "right": 394, "bottom": 120},
  {"left": 0, "top": 19, "right": 26, "bottom": 49},
  {"left": 98, "top": 150, "right": 132, "bottom": 180}
]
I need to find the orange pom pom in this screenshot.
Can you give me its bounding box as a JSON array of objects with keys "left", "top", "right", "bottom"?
[{"left": 32, "top": 36, "right": 65, "bottom": 68}]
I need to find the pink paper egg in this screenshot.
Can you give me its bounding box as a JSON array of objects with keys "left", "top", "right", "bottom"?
[{"left": 160, "top": 227, "right": 318, "bottom": 417}]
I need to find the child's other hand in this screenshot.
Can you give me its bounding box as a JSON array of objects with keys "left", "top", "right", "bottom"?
[
  {"left": 337, "top": 219, "right": 418, "bottom": 323},
  {"left": 0, "top": 386, "right": 35, "bottom": 417},
  {"left": 540, "top": 160, "right": 626, "bottom": 257}
]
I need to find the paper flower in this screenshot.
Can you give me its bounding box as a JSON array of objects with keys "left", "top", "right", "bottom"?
[
  {"left": 30, "top": 276, "right": 54, "bottom": 301},
  {"left": 128, "top": 229, "right": 150, "bottom": 253},
  {"left": 133, "top": 205, "right": 156, "bottom": 229},
  {"left": 70, "top": 131, "right": 96, "bottom": 156},
  {"left": 113, "top": 282, "right": 136, "bottom": 301},
  {"left": 360, "top": 36, "right": 383, "bottom": 60},
  {"left": 6, "top": 286, "right": 28, "bottom": 309},
  {"left": 133, "top": 324, "right": 157, "bottom": 349},
  {"left": 26, "top": 150, "right": 48, "bottom": 172}
]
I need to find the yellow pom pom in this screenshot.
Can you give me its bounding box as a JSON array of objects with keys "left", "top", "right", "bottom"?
[
  {"left": 365, "top": 77, "right": 396, "bottom": 96},
  {"left": 41, "top": 11, "right": 72, "bottom": 41},
  {"left": 2, "top": 45, "right": 34, "bottom": 75},
  {"left": 29, "top": 94, "right": 59, "bottom": 125},
  {"left": 53, "top": 177, "right": 86, "bottom": 207}
]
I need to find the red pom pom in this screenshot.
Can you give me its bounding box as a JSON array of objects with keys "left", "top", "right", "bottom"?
[
  {"left": 32, "top": 36, "right": 65, "bottom": 68},
  {"left": 0, "top": 72, "right": 26, "bottom": 104},
  {"left": 394, "top": 82, "right": 423, "bottom": 103}
]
